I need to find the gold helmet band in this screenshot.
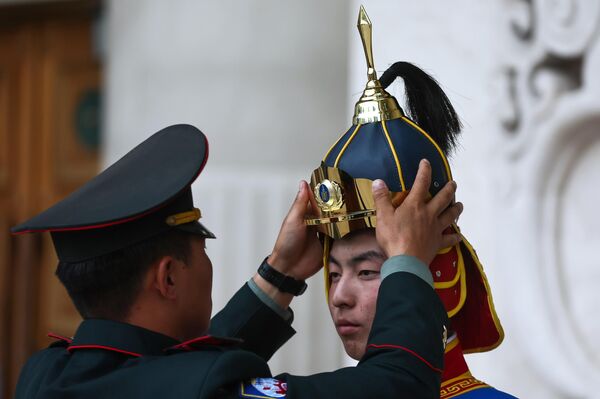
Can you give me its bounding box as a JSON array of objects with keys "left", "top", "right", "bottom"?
[{"left": 306, "top": 165, "right": 407, "bottom": 239}]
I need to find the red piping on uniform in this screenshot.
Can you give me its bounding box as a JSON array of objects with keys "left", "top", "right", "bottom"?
[
  {"left": 167, "top": 334, "right": 238, "bottom": 351},
  {"left": 47, "top": 332, "right": 73, "bottom": 343},
  {"left": 13, "top": 135, "right": 210, "bottom": 235},
  {"left": 367, "top": 344, "right": 443, "bottom": 373},
  {"left": 16, "top": 205, "right": 171, "bottom": 234},
  {"left": 171, "top": 335, "right": 212, "bottom": 349},
  {"left": 67, "top": 345, "right": 142, "bottom": 358}
]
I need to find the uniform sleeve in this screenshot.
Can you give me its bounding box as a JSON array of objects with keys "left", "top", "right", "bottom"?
[
  {"left": 381, "top": 254, "right": 434, "bottom": 287},
  {"left": 280, "top": 272, "right": 447, "bottom": 399},
  {"left": 247, "top": 278, "right": 293, "bottom": 321},
  {"left": 210, "top": 283, "right": 296, "bottom": 361},
  {"left": 261, "top": 272, "right": 447, "bottom": 399}
]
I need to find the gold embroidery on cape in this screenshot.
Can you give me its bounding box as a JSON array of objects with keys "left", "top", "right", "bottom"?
[{"left": 440, "top": 375, "right": 489, "bottom": 399}]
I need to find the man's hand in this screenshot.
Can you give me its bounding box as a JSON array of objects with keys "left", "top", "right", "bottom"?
[
  {"left": 268, "top": 180, "right": 323, "bottom": 280},
  {"left": 372, "top": 159, "right": 463, "bottom": 266},
  {"left": 252, "top": 181, "right": 322, "bottom": 310}
]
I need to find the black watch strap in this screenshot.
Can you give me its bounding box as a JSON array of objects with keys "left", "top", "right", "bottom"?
[{"left": 257, "top": 257, "right": 307, "bottom": 296}]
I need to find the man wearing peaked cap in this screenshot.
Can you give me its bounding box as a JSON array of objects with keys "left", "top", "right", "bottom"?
[
  {"left": 13, "top": 119, "right": 462, "bottom": 397},
  {"left": 309, "top": 6, "right": 516, "bottom": 399}
]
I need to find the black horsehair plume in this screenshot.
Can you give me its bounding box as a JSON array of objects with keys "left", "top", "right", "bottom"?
[{"left": 379, "top": 62, "right": 462, "bottom": 156}]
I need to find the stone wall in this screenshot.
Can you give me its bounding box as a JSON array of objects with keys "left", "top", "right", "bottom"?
[{"left": 357, "top": 1, "right": 600, "bottom": 397}]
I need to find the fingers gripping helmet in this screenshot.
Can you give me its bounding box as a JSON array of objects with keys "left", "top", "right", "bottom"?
[{"left": 307, "top": 6, "right": 503, "bottom": 353}]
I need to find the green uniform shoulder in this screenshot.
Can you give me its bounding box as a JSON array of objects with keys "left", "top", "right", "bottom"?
[{"left": 17, "top": 336, "right": 272, "bottom": 399}]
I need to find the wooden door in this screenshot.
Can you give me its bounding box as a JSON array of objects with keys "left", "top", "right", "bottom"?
[{"left": 0, "top": 1, "right": 101, "bottom": 396}]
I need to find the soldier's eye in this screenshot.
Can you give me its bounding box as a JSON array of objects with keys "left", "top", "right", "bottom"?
[
  {"left": 358, "top": 270, "right": 380, "bottom": 280},
  {"left": 329, "top": 272, "right": 341, "bottom": 282}
]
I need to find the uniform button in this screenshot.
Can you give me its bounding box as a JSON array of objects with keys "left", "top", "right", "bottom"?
[{"left": 435, "top": 270, "right": 442, "bottom": 278}]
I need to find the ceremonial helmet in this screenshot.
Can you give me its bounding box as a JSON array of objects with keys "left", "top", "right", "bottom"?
[{"left": 307, "top": 6, "right": 503, "bottom": 353}]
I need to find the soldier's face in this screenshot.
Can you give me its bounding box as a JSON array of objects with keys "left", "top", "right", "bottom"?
[
  {"left": 328, "top": 229, "right": 385, "bottom": 360},
  {"left": 178, "top": 237, "right": 213, "bottom": 339}
]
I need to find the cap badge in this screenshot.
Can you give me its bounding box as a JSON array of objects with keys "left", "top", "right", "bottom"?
[
  {"left": 165, "top": 208, "right": 201, "bottom": 226},
  {"left": 314, "top": 179, "right": 344, "bottom": 212}
]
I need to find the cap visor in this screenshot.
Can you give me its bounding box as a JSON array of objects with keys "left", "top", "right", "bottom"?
[{"left": 176, "top": 221, "right": 216, "bottom": 239}]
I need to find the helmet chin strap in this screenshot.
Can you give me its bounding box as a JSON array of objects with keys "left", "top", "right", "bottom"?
[{"left": 322, "top": 235, "right": 331, "bottom": 302}]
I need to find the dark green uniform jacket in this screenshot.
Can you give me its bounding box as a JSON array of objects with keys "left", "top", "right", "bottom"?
[{"left": 16, "top": 272, "right": 448, "bottom": 399}]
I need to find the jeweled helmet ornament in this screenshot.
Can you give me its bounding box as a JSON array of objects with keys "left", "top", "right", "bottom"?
[{"left": 308, "top": 5, "right": 504, "bottom": 354}]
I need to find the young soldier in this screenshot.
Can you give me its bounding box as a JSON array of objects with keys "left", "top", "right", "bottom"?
[
  {"left": 12, "top": 123, "right": 459, "bottom": 399},
  {"left": 307, "top": 7, "right": 516, "bottom": 398}
]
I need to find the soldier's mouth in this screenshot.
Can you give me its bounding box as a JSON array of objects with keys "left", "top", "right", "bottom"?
[{"left": 336, "top": 322, "right": 361, "bottom": 336}]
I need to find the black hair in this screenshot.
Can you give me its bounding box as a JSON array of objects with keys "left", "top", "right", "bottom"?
[
  {"left": 379, "top": 61, "right": 462, "bottom": 155},
  {"left": 55, "top": 229, "right": 193, "bottom": 321}
]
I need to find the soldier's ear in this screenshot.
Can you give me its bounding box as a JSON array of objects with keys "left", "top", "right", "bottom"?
[{"left": 153, "top": 256, "right": 178, "bottom": 300}]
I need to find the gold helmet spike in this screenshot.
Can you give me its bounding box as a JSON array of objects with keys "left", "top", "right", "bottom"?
[
  {"left": 357, "top": 5, "right": 376, "bottom": 82},
  {"left": 353, "top": 6, "right": 403, "bottom": 125}
]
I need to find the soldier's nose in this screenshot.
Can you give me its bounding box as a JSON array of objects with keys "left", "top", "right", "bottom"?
[{"left": 330, "top": 278, "right": 356, "bottom": 309}]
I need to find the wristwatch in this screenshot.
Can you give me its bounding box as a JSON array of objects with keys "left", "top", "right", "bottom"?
[{"left": 257, "top": 257, "right": 307, "bottom": 296}]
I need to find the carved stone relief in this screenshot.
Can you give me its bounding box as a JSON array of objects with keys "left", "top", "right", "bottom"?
[{"left": 495, "top": 0, "right": 600, "bottom": 396}]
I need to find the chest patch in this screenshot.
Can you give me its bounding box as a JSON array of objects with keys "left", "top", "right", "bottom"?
[{"left": 240, "top": 378, "right": 288, "bottom": 398}]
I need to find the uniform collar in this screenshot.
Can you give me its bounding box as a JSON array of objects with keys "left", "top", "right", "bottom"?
[
  {"left": 441, "top": 334, "right": 470, "bottom": 383},
  {"left": 68, "top": 319, "right": 180, "bottom": 357},
  {"left": 440, "top": 335, "right": 494, "bottom": 398}
]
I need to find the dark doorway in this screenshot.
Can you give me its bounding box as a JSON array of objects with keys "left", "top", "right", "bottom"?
[{"left": 0, "top": 1, "right": 102, "bottom": 396}]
